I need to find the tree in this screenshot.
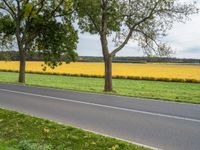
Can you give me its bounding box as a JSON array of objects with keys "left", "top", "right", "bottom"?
[
  {"left": 0, "top": 0, "right": 78, "bottom": 83},
  {"left": 76, "top": 0, "right": 198, "bottom": 92}
]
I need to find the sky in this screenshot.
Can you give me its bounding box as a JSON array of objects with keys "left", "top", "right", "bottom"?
[{"left": 76, "top": 3, "right": 200, "bottom": 59}]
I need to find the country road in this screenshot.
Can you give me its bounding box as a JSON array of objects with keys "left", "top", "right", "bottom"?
[{"left": 0, "top": 83, "right": 200, "bottom": 150}]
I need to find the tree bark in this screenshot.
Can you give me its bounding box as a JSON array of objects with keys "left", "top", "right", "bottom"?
[
  {"left": 18, "top": 47, "right": 26, "bottom": 83},
  {"left": 100, "top": 33, "right": 113, "bottom": 92},
  {"left": 100, "top": 0, "right": 113, "bottom": 92},
  {"left": 104, "top": 55, "right": 112, "bottom": 92}
]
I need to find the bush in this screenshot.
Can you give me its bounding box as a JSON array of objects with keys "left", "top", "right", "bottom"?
[
  {"left": 171, "top": 78, "right": 185, "bottom": 83},
  {"left": 185, "top": 79, "right": 200, "bottom": 83}
]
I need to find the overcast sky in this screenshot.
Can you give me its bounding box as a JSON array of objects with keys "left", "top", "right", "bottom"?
[{"left": 77, "top": 3, "right": 200, "bottom": 59}]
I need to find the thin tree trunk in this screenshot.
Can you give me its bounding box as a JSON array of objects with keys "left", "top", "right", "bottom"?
[
  {"left": 15, "top": 5, "right": 26, "bottom": 83},
  {"left": 100, "top": 33, "right": 113, "bottom": 92},
  {"left": 104, "top": 56, "right": 112, "bottom": 92},
  {"left": 18, "top": 46, "right": 26, "bottom": 83},
  {"left": 100, "top": 1, "right": 113, "bottom": 92}
]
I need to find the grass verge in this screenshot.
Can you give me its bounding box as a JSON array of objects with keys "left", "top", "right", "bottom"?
[
  {"left": 0, "top": 108, "right": 150, "bottom": 150},
  {"left": 0, "top": 140, "right": 19, "bottom": 150},
  {"left": 0, "top": 71, "right": 200, "bottom": 104},
  {"left": 1, "top": 69, "right": 200, "bottom": 83}
]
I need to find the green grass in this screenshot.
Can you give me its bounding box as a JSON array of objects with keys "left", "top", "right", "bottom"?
[
  {"left": 0, "top": 71, "right": 200, "bottom": 104},
  {"left": 0, "top": 108, "right": 149, "bottom": 150},
  {"left": 0, "top": 140, "right": 19, "bottom": 150}
]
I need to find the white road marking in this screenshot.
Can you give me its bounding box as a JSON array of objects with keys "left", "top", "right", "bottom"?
[
  {"left": 2, "top": 82, "right": 199, "bottom": 107},
  {"left": 0, "top": 88, "right": 200, "bottom": 123}
]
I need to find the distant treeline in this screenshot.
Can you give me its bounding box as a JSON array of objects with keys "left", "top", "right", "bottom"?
[
  {"left": 0, "top": 51, "right": 200, "bottom": 64},
  {"left": 0, "top": 51, "right": 72, "bottom": 62},
  {"left": 79, "top": 56, "right": 200, "bottom": 64}
]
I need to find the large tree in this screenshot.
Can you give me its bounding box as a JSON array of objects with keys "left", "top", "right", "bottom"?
[
  {"left": 0, "top": 0, "right": 78, "bottom": 83},
  {"left": 76, "top": 0, "right": 198, "bottom": 92}
]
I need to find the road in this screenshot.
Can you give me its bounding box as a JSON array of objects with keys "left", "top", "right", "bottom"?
[{"left": 0, "top": 83, "right": 200, "bottom": 150}]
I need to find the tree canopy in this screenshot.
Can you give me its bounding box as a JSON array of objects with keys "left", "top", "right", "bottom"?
[
  {"left": 76, "top": 0, "right": 198, "bottom": 91},
  {"left": 0, "top": 0, "right": 78, "bottom": 68},
  {"left": 76, "top": 0, "right": 198, "bottom": 56}
]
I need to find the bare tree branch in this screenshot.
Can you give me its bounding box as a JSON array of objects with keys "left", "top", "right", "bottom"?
[
  {"left": 2, "top": 0, "right": 16, "bottom": 18},
  {"left": 0, "top": 6, "right": 15, "bottom": 19},
  {"left": 88, "top": 14, "right": 101, "bottom": 33},
  {"left": 110, "top": 0, "right": 161, "bottom": 56}
]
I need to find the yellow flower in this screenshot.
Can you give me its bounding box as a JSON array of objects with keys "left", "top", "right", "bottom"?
[
  {"left": 43, "top": 128, "right": 50, "bottom": 133},
  {"left": 0, "top": 61, "right": 199, "bottom": 82}
]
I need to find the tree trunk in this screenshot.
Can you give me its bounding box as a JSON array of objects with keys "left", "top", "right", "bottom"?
[
  {"left": 15, "top": 11, "right": 26, "bottom": 83},
  {"left": 104, "top": 56, "right": 113, "bottom": 92},
  {"left": 18, "top": 47, "right": 26, "bottom": 83},
  {"left": 100, "top": 31, "right": 113, "bottom": 92},
  {"left": 100, "top": 3, "right": 113, "bottom": 92}
]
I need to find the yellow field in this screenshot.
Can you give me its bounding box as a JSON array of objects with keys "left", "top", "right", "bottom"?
[{"left": 0, "top": 61, "right": 200, "bottom": 81}]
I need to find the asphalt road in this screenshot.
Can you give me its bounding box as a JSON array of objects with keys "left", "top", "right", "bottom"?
[{"left": 0, "top": 83, "right": 200, "bottom": 150}]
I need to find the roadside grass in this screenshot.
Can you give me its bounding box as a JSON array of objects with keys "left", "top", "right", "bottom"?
[
  {"left": 0, "top": 108, "right": 150, "bottom": 150},
  {"left": 0, "top": 71, "right": 200, "bottom": 104},
  {"left": 0, "top": 140, "right": 19, "bottom": 150}
]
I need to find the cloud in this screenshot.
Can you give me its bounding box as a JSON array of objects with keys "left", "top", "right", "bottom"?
[{"left": 164, "top": 14, "right": 200, "bottom": 58}]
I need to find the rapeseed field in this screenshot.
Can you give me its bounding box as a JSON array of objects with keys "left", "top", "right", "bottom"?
[{"left": 0, "top": 61, "right": 200, "bottom": 82}]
